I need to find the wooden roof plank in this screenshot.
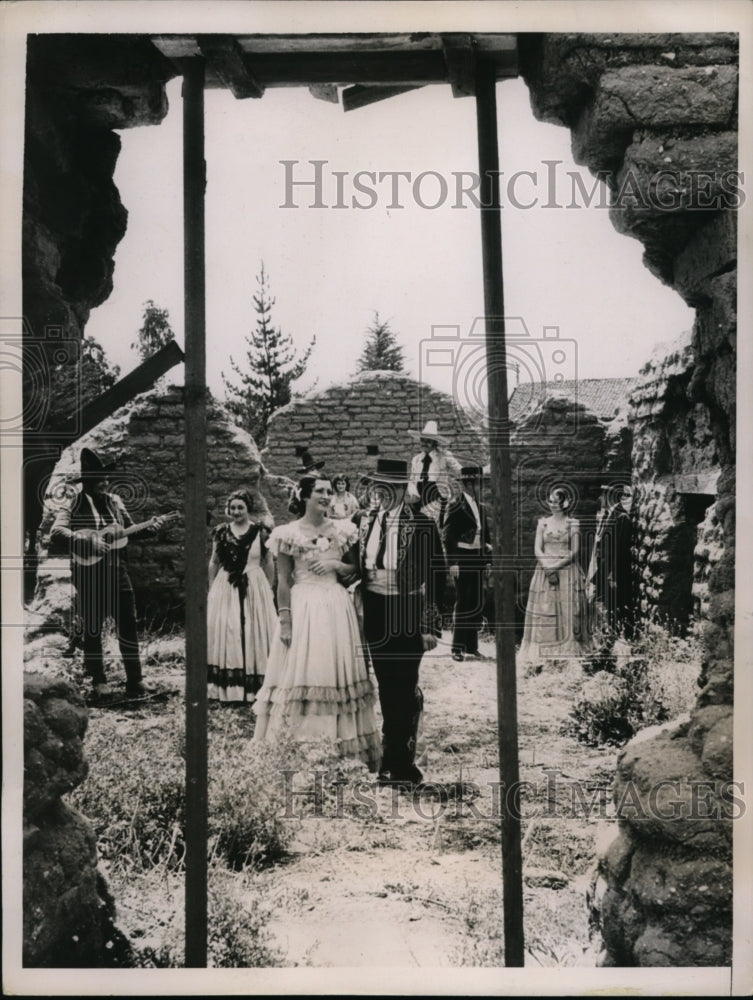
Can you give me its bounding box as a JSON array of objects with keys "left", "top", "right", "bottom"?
[
  {"left": 342, "top": 84, "right": 423, "bottom": 112},
  {"left": 442, "top": 33, "right": 477, "bottom": 99},
  {"left": 197, "top": 36, "right": 265, "bottom": 98}
]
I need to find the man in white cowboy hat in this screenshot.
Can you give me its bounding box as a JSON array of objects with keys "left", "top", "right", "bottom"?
[
  {"left": 353, "top": 458, "right": 446, "bottom": 788},
  {"left": 50, "top": 447, "right": 169, "bottom": 699},
  {"left": 406, "top": 420, "right": 462, "bottom": 516}
]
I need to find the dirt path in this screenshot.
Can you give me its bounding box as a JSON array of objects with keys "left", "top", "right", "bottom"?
[
  {"left": 86, "top": 630, "right": 614, "bottom": 966},
  {"left": 254, "top": 634, "right": 614, "bottom": 966}
]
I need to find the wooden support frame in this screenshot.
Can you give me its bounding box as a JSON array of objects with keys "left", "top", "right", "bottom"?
[
  {"left": 475, "top": 58, "right": 526, "bottom": 968},
  {"left": 182, "top": 58, "right": 209, "bottom": 970},
  {"left": 167, "top": 32, "right": 523, "bottom": 971}
]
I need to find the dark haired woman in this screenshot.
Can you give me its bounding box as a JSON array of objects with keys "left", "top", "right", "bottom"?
[
  {"left": 207, "top": 489, "right": 277, "bottom": 703},
  {"left": 329, "top": 473, "right": 359, "bottom": 520},
  {"left": 518, "top": 487, "right": 591, "bottom": 669},
  {"left": 253, "top": 475, "right": 380, "bottom": 769}
]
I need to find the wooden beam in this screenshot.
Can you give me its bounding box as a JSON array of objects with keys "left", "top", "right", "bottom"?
[
  {"left": 475, "top": 59, "right": 525, "bottom": 968},
  {"left": 442, "top": 33, "right": 477, "bottom": 98},
  {"left": 342, "top": 84, "right": 422, "bottom": 112},
  {"left": 309, "top": 84, "right": 339, "bottom": 104},
  {"left": 230, "top": 50, "right": 452, "bottom": 86},
  {"left": 151, "top": 34, "right": 519, "bottom": 87},
  {"left": 197, "top": 35, "right": 264, "bottom": 98},
  {"left": 55, "top": 339, "right": 184, "bottom": 441},
  {"left": 182, "top": 58, "right": 208, "bottom": 970}
]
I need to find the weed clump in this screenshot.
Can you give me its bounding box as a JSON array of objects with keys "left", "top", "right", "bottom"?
[{"left": 567, "top": 621, "right": 702, "bottom": 746}]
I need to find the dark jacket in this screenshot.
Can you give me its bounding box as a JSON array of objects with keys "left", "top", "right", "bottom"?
[
  {"left": 50, "top": 489, "right": 153, "bottom": 572},
  {"left": 353, "top": 504, "right": 447, "bottom": 636},
  {"left": 442, "top": 492, "right": 491, "bottom": 563}
]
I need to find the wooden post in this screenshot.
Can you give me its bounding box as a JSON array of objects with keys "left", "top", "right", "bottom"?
[
  {"left": 182, "top": 58, "right": 208, "bottom": 969},
  {"left": 475, "top": 59, "right": 525, "bottom": 967}
]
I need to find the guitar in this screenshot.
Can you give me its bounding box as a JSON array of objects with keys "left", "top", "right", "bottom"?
[{"left": 73, "top": 511, "right": 180, "bottom": 566}]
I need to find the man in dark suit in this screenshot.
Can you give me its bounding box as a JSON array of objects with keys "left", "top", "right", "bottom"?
[
  {"left": 442, "top": 465, "right": 492, "bottom": 661},
  {"left": 50, "top": 448, "right": 167, "bottom": 698},
  {"left": 354, "top": 458, "right": 446, "bottom": 788},
  {"left": 587, "top": 483, "right": 635, "bottom": 636}
]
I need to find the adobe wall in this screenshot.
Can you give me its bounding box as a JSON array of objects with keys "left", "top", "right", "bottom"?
[
  {"left": 264, "top": 371, "right": 488, "bottom": 524},
  {"left": 510, "top": 396, "right": 626, "bottom": 624},
  {"left": 521, "top": 32, "right": 737, "bottom": 965},
  {"left": 37, "top": 385, "right": 271, "bottom": 621},
  {"left": 630, "top": 333, "right": 722, "bottom": 626}
]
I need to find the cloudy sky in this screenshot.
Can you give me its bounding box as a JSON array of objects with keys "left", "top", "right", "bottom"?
[{"left": 86, "top": 71, "right": 694, "bottom": 405}]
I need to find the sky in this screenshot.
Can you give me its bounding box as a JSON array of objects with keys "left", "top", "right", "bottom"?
[{"left": 86, "top": 73, "right": 695, "bottom": 406}]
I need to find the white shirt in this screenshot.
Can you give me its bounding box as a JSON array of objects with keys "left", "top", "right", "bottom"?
[
  {"left": 457, "top": 491, "right": 482, "bottom": 550},
  {"left": 364, "top": 507, "right": 400, "bottom": 571},
  {"left": 407, "top": 448, "right": 462, "bottom": 500}
]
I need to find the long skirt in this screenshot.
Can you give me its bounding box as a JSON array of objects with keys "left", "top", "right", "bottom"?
[
  {"left": 207, "top": 566, "right": 277, "bottom": 702},
  {"left": 253, "top": 580, "right": 381, "bottom": 769}
]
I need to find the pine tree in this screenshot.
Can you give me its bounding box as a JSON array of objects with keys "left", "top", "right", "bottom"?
[
  {"left": 48, "top": 336, "right": 121, "bottom": 425},
  {"left": 356, "top": 312, "right": 405, "bottom": 373},
  {"left": 222, "top": 263, "right": 316, "bottom": 445},
  {"left": 132, "top": 300, "right": 175, "bottom": 361}
]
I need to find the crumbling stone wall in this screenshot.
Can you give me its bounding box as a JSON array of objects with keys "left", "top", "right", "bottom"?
[
  {"left": 39, "top": 384, "right": 270, "bottom": 620},
  {"left": 23, "top": 35, "right": 177, "bottom": 547},
  {"left": 264, "top": 371, "right": 487, "bottom": 524},
  {"left": 23, "top": 673, "right": 131, "bottom": 967},
  {"left": 630, "top": 333, "right": 720, "bottom": 626},
  {"left": 521, "top": 31, "right": 737, "bottom": 966}
]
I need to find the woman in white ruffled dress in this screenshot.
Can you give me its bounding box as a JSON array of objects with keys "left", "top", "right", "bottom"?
[
  {"left": 253, "top": 475, "right": 381, "bottom": 770},
  {"left": 207, "top": 489, "right": 277, "bottom": 703}
]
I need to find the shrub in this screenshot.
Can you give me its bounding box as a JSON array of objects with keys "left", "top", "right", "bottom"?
[
  {"left": 71, "top": 708, "right": 186, "bottom": 871},
  {"left": 208, "top": 734, "right": 300, "bottom": 870},
  {"left": 566, "top": 621, "right": 702, "bottom": 747},
  {"left": 133, "top": 864, "right": 286, "bottom": 968}
]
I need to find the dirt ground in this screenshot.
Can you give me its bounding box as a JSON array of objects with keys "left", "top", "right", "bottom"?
[{"left": 87, "top": 629, "right": 618, "bottom": 968}]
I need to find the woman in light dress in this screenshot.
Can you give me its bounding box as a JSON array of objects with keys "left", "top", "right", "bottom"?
[
  {"left": 328, "top": 473, "right": 359, "bottom": 521},
  {"left": 207, "top": 490, "right": 277, "bottom": 703},
  {"left": 253, "top": 475, "right": 381, "bottom": 769},
  {"left": 518, "top": 487, "right": 591, "bottom": 669}
]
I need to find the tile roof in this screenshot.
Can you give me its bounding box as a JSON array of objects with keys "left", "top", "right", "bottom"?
[{"left": 508, "top": 378, "right": 640, "bottom": 424}]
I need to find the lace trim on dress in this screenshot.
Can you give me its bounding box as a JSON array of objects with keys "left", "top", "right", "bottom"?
[
  {"left": 269, "top": 519, "right": 357, "bottom": 559},
  {"left": 253, "top": 679, "right": 376, "bottom": 712}
]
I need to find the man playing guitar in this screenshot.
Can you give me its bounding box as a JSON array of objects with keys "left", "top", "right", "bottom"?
[{"left": 51, "top": 447, "right": 173, "bottom": 699}]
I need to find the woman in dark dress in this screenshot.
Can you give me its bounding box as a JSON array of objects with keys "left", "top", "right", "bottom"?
[{"left": 207, "top": 489, "right": 277, "bottom": 703}]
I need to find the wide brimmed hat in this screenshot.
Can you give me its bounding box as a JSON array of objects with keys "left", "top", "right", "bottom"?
[
  {"left": 294, "top": 448, "right": 326, "bottom": 475},
  {"left": 460, "top": 464, "right": 484, "bottom": 479},
  {"left": 407, "top": 420, "right": 448, "bottom": 446},
  {"left": 74, "top": 447, "right": 116, "bottom": 481},
  {"left": 364, "top": 458, "right": 412, "bottom": 484}
]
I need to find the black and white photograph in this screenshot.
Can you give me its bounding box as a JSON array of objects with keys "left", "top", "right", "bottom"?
[{"left": 2, "top": 1, "right": 751, "bottom": 995}]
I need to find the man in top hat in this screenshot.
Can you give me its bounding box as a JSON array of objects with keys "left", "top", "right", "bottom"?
[
  {"left": 586, "top": 483, "right": 635, "bottom": 636},
  {"left": 442, "top": 464, "right": 492, "bottom": 661},
  {"left": 294, "top": 448, "right": 325, "bottom": 476},
  {"left": 50, "top": 447, "right": 169, "bottom": 698},
  {"left": 353, "top": 458, "right": 446, "bottom": 787},
  {"left": 406, "top": 420, "right": 462, "bottom": 522}
]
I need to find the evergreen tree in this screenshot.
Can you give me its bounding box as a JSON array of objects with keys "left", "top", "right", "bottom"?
[
  {"left": 222, "top": 263, "right": 316, "bottom": 445},
  {"left": 356, "top": 312, "right": 405, "bottom": 373},
  {"left": 132, "top": 300, "right": 175, "bottom": 361},
  {"left": 48, "top": 335, "right": 121, "bottom": 425}
]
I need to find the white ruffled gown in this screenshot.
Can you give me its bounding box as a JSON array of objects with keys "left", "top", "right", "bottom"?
[{"left": 253, "top": 519, "right": 381, "bottom": 770}]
